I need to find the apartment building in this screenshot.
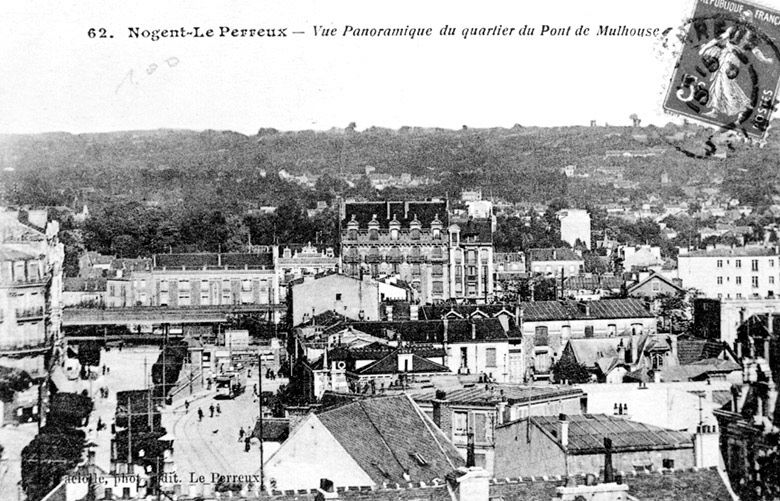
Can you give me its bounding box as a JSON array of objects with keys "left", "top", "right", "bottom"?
[
  {"left": 677, "top": 246, "right": 780, "bottom": 300},
  {"left": 106, "top": 252, "right": 278, "bottom": 308}
]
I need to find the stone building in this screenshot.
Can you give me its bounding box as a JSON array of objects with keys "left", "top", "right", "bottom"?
[
  {"left": 0, "top": 211, "right": 64, "bottom": 377},
  {"left": 340, "top": 200, "right": 494, "bottom": 304}
]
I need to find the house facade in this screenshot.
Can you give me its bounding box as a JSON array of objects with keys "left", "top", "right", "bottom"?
[
  {"left": 290, "top": 273, "right": 390, "bottom": 326},
  {"left": 0, "top": 213, "right": 64, "bottom": 377},
  {"left": 494, "top": 414, "right": 695, "bottom": 478},
  {"left": 341, "top": 200, "right": 450, "bottom": 304},
  {"left": 105, "top": 252, "right": 279, "bottom": 309},
  {"left": 527, "top": 248, "right": 584, "bottom": 278},
  {"left": 517, "top": 299, "right": 656, "bottom": 381},
  {"left": 414, "top": 385, "right": 583, "bottom": 474},
  {"left": 340, "top": 200, "right": 495, "bottom": 304}
]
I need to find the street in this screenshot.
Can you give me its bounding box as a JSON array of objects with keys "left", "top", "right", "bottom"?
[{"left": 163, "top": 372, "right": 286, "bottom": 489}]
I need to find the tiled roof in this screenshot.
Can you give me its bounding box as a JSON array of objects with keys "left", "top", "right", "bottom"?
[
  {"left": 519, "top": 299, "right": 653, "bottom": 321},
  {"left": 412, "top": 385, "right": 583, "bottom": 407},
  {"left": 527, "top": 414, "right": 693, "bottom": 454},
  {"left": 246, "top": 467, "right": 731, "bottom": 501},
  {"left": 419, "top": 304, "right": 516, "bottom": 320},
  {"left": 676, "top": 339, "right": 728, "bottom": 365},
  {"left": 316, "top": 395, "right": 465, "bottom": 484},
  {"left": 563, "top": 275, "right": 624, "bottom": 291},
  {"left": 528, "top": 248, "right": 581, "bottom": 262},
  {"left": 661, "top": 360, "right": 741, "bottom": 382},
  {"left": 343, "top": 201, "right": 448, "bottom": 228},
  {"left": 347, "top": 319, "right": 511, "bottom": 344}
]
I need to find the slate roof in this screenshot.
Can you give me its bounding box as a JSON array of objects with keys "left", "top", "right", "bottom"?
[
  {"left": 526, "top": 414, "right": 693, "bottom": 454},
  {"left": 357, "top": 351, "right": 450, "bottom": 376},
  {"left": 676, "top": 339, "right": 730, "bottom": 365},
  {"left": 627, "top": 272, "right": 684, "bottom": 295},
  {"left": 519, "top": 299, "right": 653, "bottom": 322},
  {"left": 64, "top": 277, "right": 107, "bottom": 292},
  {"left": 343, "top": 201, "right": 448, "bottom": 228},
  {"left": 681, "top": 246, "right": 778, "bottom": 258},
  {"left": 528, "top": 248, "right": 581, "bottom": 262},
  {"left": 452, "top": 217, "right": 492, "bottom": 242},
  {"left": 315, "top": 395, "right": 465, "bottom": 484},
  {"left": 567, "top": 337, "right": 631, "bottom": 368},
  {"left": 0, "top": 248, "right": 41, "bottom": 261},
  {"left": 154, "top": 252, "right": 273, "bottom": 269},
  {"left": 413, "top": 385, "right": 583, "bottom": 407},
  {"left": 252, "top": 418, "right": 289, "bottom": 442}
]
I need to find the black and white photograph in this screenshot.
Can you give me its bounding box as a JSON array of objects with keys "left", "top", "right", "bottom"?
[{"left": 1, "top": 0, "right": 780, "bottom": 499}]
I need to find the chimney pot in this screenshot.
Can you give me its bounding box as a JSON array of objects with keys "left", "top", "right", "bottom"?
[{"left": 558, "top": 413, "right": 569, "bottom": 449}]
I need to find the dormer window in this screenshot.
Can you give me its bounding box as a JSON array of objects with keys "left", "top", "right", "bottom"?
[
  {"left": 410, "top": 228, "right": 420, "bottom": 240},
  {"left": 283, "top": 247, "right": 292, "bottom": 259},
  {"left": 390, "top": 228, "right": 399, "bottom": 240},
  {"left": 433, "top": 228, "right": 441, "bottom": 240},
  {"left": 369, "top": 229, "right": 378, "bottom": 240}
]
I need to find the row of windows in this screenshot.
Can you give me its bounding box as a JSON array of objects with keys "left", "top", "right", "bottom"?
[
  {"left": 715, "top": 276, "right": 772, "bottom": 287},
  {"left": 347, "top": 228, "right": 443, "bottom": 241},
  {"left": 716, "top": 258, "right": 774, "bottom": 270}
]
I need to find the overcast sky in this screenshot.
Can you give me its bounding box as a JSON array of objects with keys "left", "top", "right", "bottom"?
[{"left": 2, "top": 0, "right": 779, "bottom": 134}]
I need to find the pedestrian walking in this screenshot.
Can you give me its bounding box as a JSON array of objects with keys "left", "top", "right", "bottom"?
[
  {"left": 244, "top": 436, "right": 251, "bottom": 452},
  {"left": 209, "top": 404, "right": 215, "bottom": 418},
  {"left": 184, "top": 400, "right": 190, "bottom": 413},
  {"left": 238, "top": 426, "right": 245, "bottom": 442},
  {"left": 216, "top": 403, "right": 221, "bottom": 415},
  {"left": 198, "top": 408, "right": 204, "bottom": 422},
  {"left": 253, "top": 384, "right": 258, "bottom": 396},
  {"left": 102, "top": 365, "right": 106, "bottom": 376}
]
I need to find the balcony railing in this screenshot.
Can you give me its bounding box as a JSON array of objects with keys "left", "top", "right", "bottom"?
[
  {"left": 16, "top": 307, "right": 45, "bottom": 322},
  {"left": 365, "top": 255, "right": 384, "bottom": 264}
]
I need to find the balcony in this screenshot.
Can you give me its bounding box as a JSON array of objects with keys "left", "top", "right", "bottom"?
[
  {"left": 387, "top": 255, "right": 405, "bottom": 263},
  {"left": 406, "top": 256, "right": 425, "bottom": 264},
  {"left": 342, "top": 255, "right": 362, "bottom": 264},
  {"left": 365, "top": 255, "right": 384, "bottom": 264},
  {"left": 16, "top": 307, "right": 45, "bottom": 322}
]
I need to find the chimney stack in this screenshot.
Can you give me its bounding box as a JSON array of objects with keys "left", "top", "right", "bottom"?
[
  {"left": 559, "top": 413, "right": 569, "bottom": 449},
  {"left": 603, "top": 437, "right": 615, "bottom": 483},
  {"left": 471, "top": 322, "right": 476, "bottom": 340}
]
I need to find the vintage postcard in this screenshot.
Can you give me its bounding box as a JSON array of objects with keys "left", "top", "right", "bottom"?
[{"left": 1, "top": 1, "right": 779, "bottom": 501}]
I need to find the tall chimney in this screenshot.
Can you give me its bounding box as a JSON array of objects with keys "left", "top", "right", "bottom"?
[
  {"left": 471, "top": 322, "right": 476, "bottom": 340},
  {"left": 559, "top": 413, "right": 569, "bottom": 449},
  {"left": 603, "top": 437, "right": 615, "bottom": 483}
]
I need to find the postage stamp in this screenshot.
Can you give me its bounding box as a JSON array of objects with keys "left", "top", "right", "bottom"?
[{"left": 663, "top": 0, "right": 780, "bottom": 140}]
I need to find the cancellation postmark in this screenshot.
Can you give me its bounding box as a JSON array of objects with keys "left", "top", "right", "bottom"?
[{"left": 663, "top": 0, "right": 780, "bottom": 141}]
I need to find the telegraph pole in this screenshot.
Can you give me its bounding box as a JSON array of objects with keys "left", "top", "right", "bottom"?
[{"left": 258, "top": 352, "right": 264, "bottom": 491}]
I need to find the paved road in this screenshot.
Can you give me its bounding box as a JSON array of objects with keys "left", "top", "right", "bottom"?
[{"left": 164, "top": 373, "right": 286, "bottom": 489}]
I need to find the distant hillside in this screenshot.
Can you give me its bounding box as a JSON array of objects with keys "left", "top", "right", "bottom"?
[{"left": 1, "top": 121, "right": 778, "bottom": 209}]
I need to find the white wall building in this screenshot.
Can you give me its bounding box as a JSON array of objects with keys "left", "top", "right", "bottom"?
[
  {"left": 677, "top": 246, "right": 780, "bottom": 300},
  {"left": 558, "top": 209, "right": 591, "bottom": 249}
]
